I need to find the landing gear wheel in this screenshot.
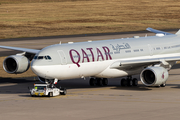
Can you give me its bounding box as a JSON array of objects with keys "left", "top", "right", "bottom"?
[
  {"left": 121, "top": 78, "right": 127, "bottom": 86},
  {"left": 160, "top": 83, "right": 166, "bottom": 87},
  {"left": 89, "top": 78, "right": 96, "bottom": 86},
  {"left": 102, "top": 78, "right": 108, "bottom": 86},
  {"left": 127, "top": 79, "right": 133, "bottom": 86},
  {"left": 60, "top": 88, "right": 67, "bottom": 95},
  {"left": 97, "top": 78, "right": 103, "bottom": 86},
  {"left": 132, "top": 78, "right": 138, "bottom": 86}
]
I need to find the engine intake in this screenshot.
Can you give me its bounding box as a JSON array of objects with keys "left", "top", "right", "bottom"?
[
  {"left": 3, "top": 55, "right": 30, "bottom": 74},
  {"left": 140, "top": 66, "right": 168, "bottom": 86}
]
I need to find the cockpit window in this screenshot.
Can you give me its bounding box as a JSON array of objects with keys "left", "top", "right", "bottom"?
[
  {"left": 34, "top": 56, "right": 38, "bottom": 59},
  {"left": 38, "top": 56, "right": 44, "bottom": 59},
  {"left": 34, "top": 55, "right": 52, "bottom": 60},
  {"left": 47, "top": 56, "right": 52, "bottom": 60},
  {"left": 44, "top": 56, "right": 48, "bottom": 60}
]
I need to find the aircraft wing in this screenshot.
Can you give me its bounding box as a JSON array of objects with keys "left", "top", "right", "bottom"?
[
  {"left": 146, "top": 27, "right": 174, "bottom": 35},
  {"left": 0, "top": 45, "right": 40, "bottom": 54},
  {"left": 110, "top": 56, "right": 180, "bottom": 70}
]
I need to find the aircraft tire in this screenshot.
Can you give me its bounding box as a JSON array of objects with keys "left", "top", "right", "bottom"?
[
  {"left": 89, "top": 78, "right": 96, "bottom": 86},
  {"left": 102, "top": 78, "right": 108, "bottom": 86},
  {"left": 121, "top": 79, "right": 127, "bottom": 86},
  {"left": 132, "top": 78, "right": 138, "bottom": 86},
  {"left": 127, "top": 79, "right": 133, "bottom": 86},
  {"left": 97, "top": 78, "right": 103, "bottom": 86},
  {"left": 160, "top": 83, "right": 166, "bottom": 87}
]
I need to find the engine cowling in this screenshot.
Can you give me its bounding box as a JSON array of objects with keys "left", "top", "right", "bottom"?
[
  {"left": 3, "top": 55, "right": 30, "bottom": 74},
  {"left": 140, "top": 66, "right": 168, "bottom": 86}
]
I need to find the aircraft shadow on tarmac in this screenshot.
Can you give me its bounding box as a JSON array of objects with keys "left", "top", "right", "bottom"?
[
  {"left": 0, "top": 77, "right": 35, "bottom": 94},
  {"left": 111, "top": 86, "right": 153, "bottom": 91},
  {"left": 0, "top": 77, "right": 103, "bottom": 95},
  {"left": 0, "top": 77, "right": 34, "bottom": 84},
  {"left": 0, "top": 77, "right": 180, "bottom": 96},
  {"left": 112, "top": 84, "right": 180, "bottom": 91},
  {"left": 171, "top": 64, "right": 180, "bottom": 69},
  {"left": 166, "top": 84, "right": 180, "bottom": 89}
]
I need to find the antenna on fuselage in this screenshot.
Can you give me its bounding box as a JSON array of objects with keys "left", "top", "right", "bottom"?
[{"left": 59, "top": 41, "right": 61, "bottom": 45}]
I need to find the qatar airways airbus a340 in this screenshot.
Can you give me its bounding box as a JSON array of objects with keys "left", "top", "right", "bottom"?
[{"left": 1, "top": 28, "right": 180, "bottom": 90}]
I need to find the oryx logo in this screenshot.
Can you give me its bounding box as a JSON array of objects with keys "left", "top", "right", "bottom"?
[{"left": 162, "top": 72, "right": 165, "bottom": 79}]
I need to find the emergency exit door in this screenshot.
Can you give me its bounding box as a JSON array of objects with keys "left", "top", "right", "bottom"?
[{"left": 148, "top": 44, "right": 153, "bottom": 56}]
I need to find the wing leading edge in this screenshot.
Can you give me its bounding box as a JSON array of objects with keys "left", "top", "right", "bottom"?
[
  {"left": 0, "top": 45, "right": 40, "bottom": 54},
  {"left": 146, "top": 27, "right": 174, "bottom": 35},
  {"left": 110, "top": 56, "right": 180, "bottom": 70}
]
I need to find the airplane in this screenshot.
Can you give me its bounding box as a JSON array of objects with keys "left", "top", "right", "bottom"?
[{"left": 1, "top": 27, "right": 180, "bottom": 91}]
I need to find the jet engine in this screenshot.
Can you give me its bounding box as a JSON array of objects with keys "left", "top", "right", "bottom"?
[
  {"left": 3, "top": 55, "right": 30, "bottom": 74},
  {"left": 140, "top": 66, "right": 168, "bottom": 86}
]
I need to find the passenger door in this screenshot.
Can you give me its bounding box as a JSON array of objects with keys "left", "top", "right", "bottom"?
[{"left": 58, "top": 50, "right": 67, "bottom": 65}]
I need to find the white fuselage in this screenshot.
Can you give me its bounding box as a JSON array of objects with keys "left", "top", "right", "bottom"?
[{"left": 31, "top": 34, "right": 180, "bottom": 80}]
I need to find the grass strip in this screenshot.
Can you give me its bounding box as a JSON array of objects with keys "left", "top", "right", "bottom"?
[{"left": 0, "top": 0, "right": 180, "bottom": 39}]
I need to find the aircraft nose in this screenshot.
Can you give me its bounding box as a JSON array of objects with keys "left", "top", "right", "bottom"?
[
  {"left": 31, "top": 60, "right": 54, "bottom": 80},
  {"left": 31, "top": 60, "right": 45, "bottom": 77}
]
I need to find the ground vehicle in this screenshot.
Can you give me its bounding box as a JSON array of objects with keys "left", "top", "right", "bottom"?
[{"left": 30, "top": 84, "right": 66, "bottom": 97}]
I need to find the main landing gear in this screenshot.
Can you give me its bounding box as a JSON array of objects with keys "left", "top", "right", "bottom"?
[
  {"left": 121, "top": 76, "right": 138, "bottom": 87},
  {"left": 160, "top": 83, "right": 166, "bottom": 87},
  {"left": 89, "top": 78, "right": 108, "bottom": 86},
  {"left": 89, "top": 76, "right": 138, "bottom": 87}
]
